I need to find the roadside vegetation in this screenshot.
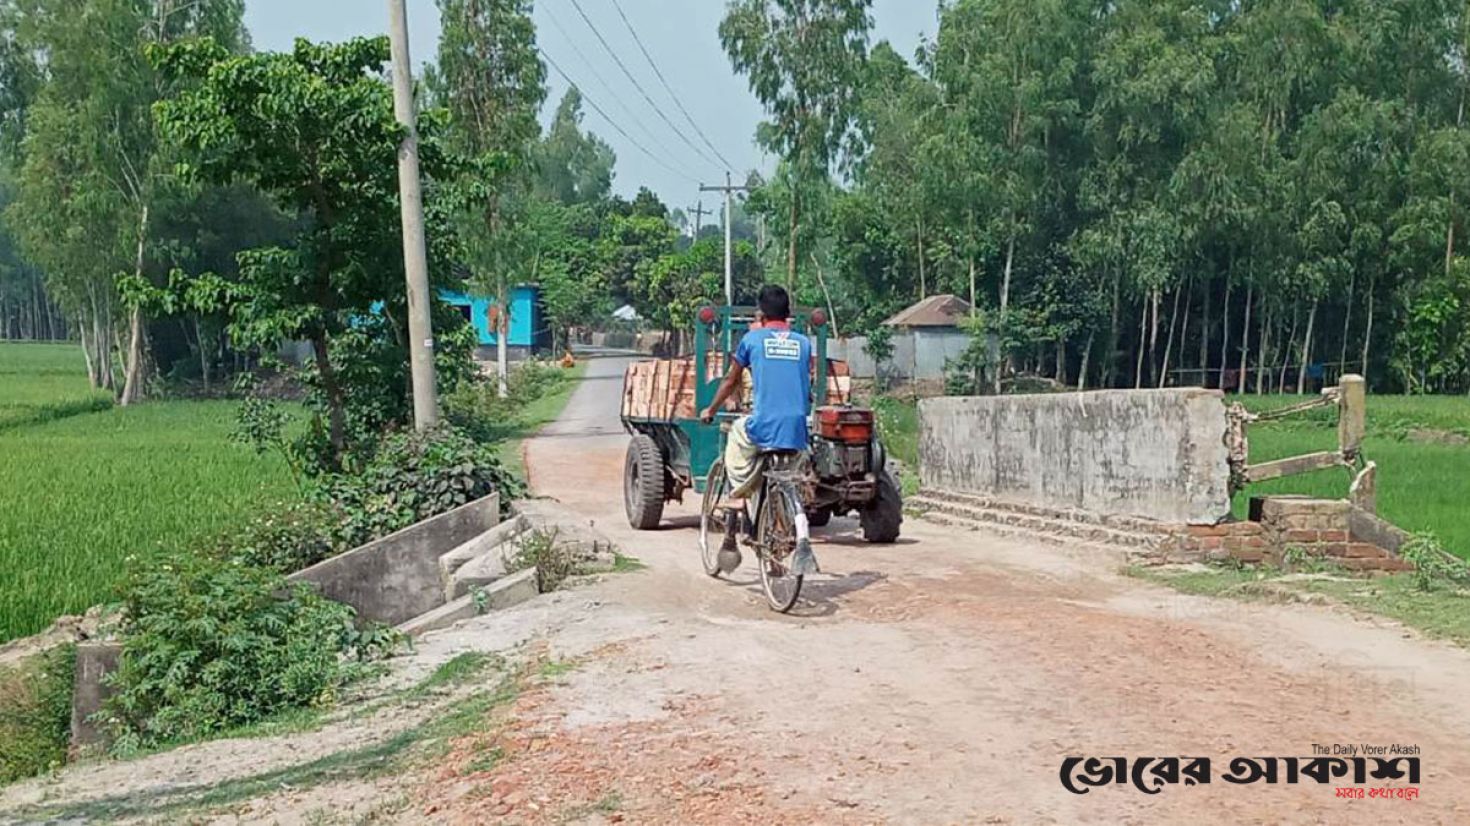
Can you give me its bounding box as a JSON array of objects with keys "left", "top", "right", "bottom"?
[{"left": 1132, "top": 535, "right": 1470, "bottom": 649}]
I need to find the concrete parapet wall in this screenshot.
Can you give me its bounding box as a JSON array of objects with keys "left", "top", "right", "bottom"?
[
  {"left": 290, "top": 493, "right": 501, "bottom": 627},
  {"left": 919, "top": 389, "right": 1232, "bottom": 525}
]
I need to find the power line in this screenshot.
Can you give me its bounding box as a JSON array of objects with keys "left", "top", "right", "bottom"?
[
  {"left": 608, "top": 0, "right": 738, "bottom": 172},
  {"left": 538, "top": 48, "right": 702, "bottom": 187},
  {"left": 561, "top": 0, "right": 722, "bottom": 173},
  {"left": 540, "top": 1, "right": 689, "bottom": 169}
]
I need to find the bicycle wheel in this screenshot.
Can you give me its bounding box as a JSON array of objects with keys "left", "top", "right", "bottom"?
[
  {"left": 698, "top": 458, "right": 729, "bottom": 577},
  {"left": 756, "top": 481, "right": 804, "bottom": 612}
]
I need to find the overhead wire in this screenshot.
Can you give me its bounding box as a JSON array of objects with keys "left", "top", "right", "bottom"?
[
  {"left": 539, "top": 1, "right": 691, "bottom": 171},
  {"left": 537, "top": 47, "right": 703, "bottom": 187},
  {"left": 607, "top": 0, "right": 739, "bottom": 172},
  {"left": 560, "top": 0, "right": 723, "bottom": 174}
]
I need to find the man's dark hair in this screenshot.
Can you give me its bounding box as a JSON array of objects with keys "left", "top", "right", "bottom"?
[{"left": 757, "top": 284, "right": 791, "bottom": 320}]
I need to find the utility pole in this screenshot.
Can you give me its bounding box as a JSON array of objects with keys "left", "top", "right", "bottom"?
[
  {"left": 700, "top": 172, "right": 750, "bottom": 305},
  {"left": 387, "top": 0, "right": 439, "bottom": 428},
  {"left": 687, "top": 200, "right": 710, "bottom": 241}
]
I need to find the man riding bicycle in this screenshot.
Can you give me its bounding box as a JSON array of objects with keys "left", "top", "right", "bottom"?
[{"left": 699, "top": 285, "right": 818, "bottom": 576}]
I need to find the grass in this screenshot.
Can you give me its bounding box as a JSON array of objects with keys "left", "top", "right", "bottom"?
[
  {"left": 494, "top": 359, "right": 588, "bottom": 481},
  {"left": 0, "top": 343, "right": 113, "bottom": 431},
  {"left": 1232, "top": 394, "right": 1470, "bottom": 559},
  {"left": 0, "top": 644, "right": 75, "bottom": 784},
  {"left": 1132, "top": 563, "right": 1470, "bottom": 649},
  {"left": 0, "top": 343, "right": 297, "bottom": 643},
  {"left": 870, "top": 393, "right": 921, "bottom": 497}
]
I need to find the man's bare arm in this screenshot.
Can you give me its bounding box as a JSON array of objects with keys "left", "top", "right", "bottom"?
[{"left": 699, "top": 363, "right": 746, "bottom": 423}]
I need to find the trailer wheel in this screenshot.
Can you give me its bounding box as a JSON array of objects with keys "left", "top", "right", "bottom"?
[
  {"left": 806, "top": 507, "right": 832, "bottom": 528},
  {"left": 625, "top": 435, "right": 666, "bottom": 530},
  {"left": 860, "top": 469, "right": 903, "bottom": 543}
]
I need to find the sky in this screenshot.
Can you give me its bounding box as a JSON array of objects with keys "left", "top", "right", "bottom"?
[{"left": 242, "top": 1, "right": 940, "bottom": 208}]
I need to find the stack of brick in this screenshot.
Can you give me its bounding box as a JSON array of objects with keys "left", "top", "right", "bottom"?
[{"left": 1174, "top": 521, "right": 1269, "bottom": 563}]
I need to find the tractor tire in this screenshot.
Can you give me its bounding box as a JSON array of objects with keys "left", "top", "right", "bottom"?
[
  {"left": 860, "top": 469, "right": 903, "bottom": 543},
  {"left": 624, "top": 435, "right": 666, "bottom": 530},
  {"left": 806, "top": 507, "right": 832, "bottom": 528}
]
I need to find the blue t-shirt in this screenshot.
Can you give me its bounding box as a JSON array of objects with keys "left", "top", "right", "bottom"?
[{"left": 733, "top": 326, "right": 812, "bottom": 451}]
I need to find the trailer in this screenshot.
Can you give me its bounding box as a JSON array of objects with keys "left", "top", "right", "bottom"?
[{"left": 619, "top": 305, "right": 902, "bottom": 542}]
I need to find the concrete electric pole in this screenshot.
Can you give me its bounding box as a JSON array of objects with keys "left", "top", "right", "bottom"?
[
  {"left": 687, "top": 200, "right": 710, "bottom": 241},
  {"left": 387, "top": 0, "right": 439, "bottom": 429},
  {"left": 700, "top": 173, "right": 750, "bottom": 305}
]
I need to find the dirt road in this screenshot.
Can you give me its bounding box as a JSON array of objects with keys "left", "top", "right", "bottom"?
[
  {"left": 473, "top": 354, "right": 1470, "bottom": 824},
  {"left": 4, "top": 357, "right": 1466, "bottom": 824}
]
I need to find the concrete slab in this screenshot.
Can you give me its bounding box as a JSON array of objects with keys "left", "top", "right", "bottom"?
[
  {"left": 398, "top": 568, "right": 540, "bottom": 638},
  {"left": 69, "top": 641, "right": 121, "bottom": 753},
  {"left": 290, "top": 493, "right": 501, "bottom": 627}
]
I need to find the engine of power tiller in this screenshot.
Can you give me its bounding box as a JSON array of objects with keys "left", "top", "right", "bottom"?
[{"left": 808, "top": 406, "right": 882, "bottom": 506}]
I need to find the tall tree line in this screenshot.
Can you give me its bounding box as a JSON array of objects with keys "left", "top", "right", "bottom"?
[{"left": 730, "top": 0, "right": 1470, "bottom": 394}]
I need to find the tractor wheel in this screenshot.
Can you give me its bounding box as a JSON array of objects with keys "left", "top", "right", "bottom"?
[
  {"left": 860, "top": 469, "right": 903, "bottom": 543},
  {"left": 624, "top": 435, "right": 666, "bottom": 530},
  {"left": 806, "top": 507, "right": 832, "bottom": 528}
]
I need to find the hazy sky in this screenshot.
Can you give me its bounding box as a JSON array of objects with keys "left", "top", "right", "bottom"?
[{"left": 242, "top": 1, "right": 940, "bottom": 207}]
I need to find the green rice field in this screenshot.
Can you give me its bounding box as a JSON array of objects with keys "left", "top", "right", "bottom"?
[
  {"left": 0, "top": 343, "right": 296, "bottom": 643},
  {"left": 1233, "top": 394, "right": 1470, "bottom": 559}
]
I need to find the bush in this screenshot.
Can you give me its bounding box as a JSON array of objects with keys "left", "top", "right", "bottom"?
[
  {"left": 1400, "top": 532, "right": 1470, "bottom": 592},
  {"left": 100, "top": 552, "right": 397, "bottom": 754},
  {"left": 320, "top": 424, "right": 523, "bottom": 549},
  {"left": 222, "top": 499, "right": 346, "bottom": 573},
  {"left": 0, "top": 645, "right": 75, "bottom": 783},
  {"left": 443, "top": 359, "right": 571, "bottom": 443}
]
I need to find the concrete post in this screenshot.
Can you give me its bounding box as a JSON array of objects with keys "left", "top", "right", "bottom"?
[{"left": 1338, "top": 374, "right": 1366, "bottom": 458}]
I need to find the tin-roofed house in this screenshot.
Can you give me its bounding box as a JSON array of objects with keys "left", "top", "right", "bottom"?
[{"left": 440, "top": 286, "right": 551, "bottom": 360}]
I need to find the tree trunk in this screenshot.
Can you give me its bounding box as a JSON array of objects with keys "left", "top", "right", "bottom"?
[
  {"left": 1217, "top": 280, "right": 1231, "bottom": 390},
  {"left": 496, "top": 277, "right": 509, "bottom": 398},
  {"left": 810, "top": 252, "right": 839, "bottom": 338},
  {"left": 1104, "top": 267, "right": 1121, "bottom": 388},
  {"left": 78, "top": 313, "right": 97, "bottom": 387},
  {"left": 1255, "top": 303, "right": 1271, "bottom": 395},
  {"left": 195, "top": 317, "right": 211, "bottom": 392},
  {"left": 1360, "top": 276, "right": 1376, "bottom": 376},
  {"left": 1297, "top": 299, "right": 1317, "bottom": 394},
  {"left": 1134, "top": 299, "right": 1147, "bottom": 390},
  {"left": 916, "top": 217, "right": 927, "bottom": 300},
  {"left": 787, "top": 186, "right": 799, "bottom": 290},
  {"left": 1237, "top": 283, "right": 1252, "bottom": 394},
  {"left": 1000, "top": 234, "right": 1016, "bottom": 317},
  {"left": 309, "top": 327, "right": 347, "bottom": 467},
  {"left": 1055, "top": 338, "right": 1066, "bottom": 386},
  {"left": 1147, "top": 289, "right": 1161, "bottom": 387},
  {"left": 1164, "top": 280, "right": 1190, "bottom": 388},
  {"left": 1078, "top": 330, "right": 1094, "bottom": 391},
  {"left": 1198, "top": 276, "right": 1210, "bottom": 380},
  {"left": 1338, "top": 271, "right": 1355, "bottom": 371},
  {"left": 120, "top": 204, "right": 151, "bottom": 406},
  {"left": 1278, "top": 304, "right": 1298, "bottom": 394},
  {"left": 968, "top": 257, "right": 977, "bottom": 315}
]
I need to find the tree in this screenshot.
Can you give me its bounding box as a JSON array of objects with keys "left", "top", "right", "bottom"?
[
  {"left": 150, "top": 36, "right": 459, "bottom": 464},
  {"left": 535, "top": 89, "right": 615, "bottom": 206},
  {"left": 721, "top": 0, "right": 872, "bottom": 288},
  {"left": 431, "top": 0, "right": 546, "bottom": 395}
]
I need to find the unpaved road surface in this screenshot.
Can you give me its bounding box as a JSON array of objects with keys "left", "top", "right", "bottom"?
[
  {"left": 490, "top": 355, "right": 1470, "bottom": 824},
  {"left": 5, "top": 356, "right": 1467, "bottom": 825}
]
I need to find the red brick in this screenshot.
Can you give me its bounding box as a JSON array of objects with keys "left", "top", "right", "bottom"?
[
  {"left": 1187, "top": 524, "right": 1230, "bottom": 538},
  {"left": 1321, "top": 543, "right": 1349, "bottom": 557},
  {"left": 1319, "top": 530, "right": 1349, "bottom": 543},
  {"left": 1232, "top": 550, "right": 1266, "bottom": 564},
  {"left": 1345, "top": 542, "right": 1388, "bottom": 559},
  {"left": 1284, "top": 529, "right": 1319, "bottom": 544},
  {"left": 1196, "top": 536, "right": 1223, "bottom": 551}
]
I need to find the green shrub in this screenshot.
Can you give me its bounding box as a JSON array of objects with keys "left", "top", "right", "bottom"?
[
  {"left": 0, "top": 645, "right": 75, "bottom": 783},
  {"left": 222, "top": 499, "right": 345, "bottom": 573},
  {"left": 320, "top": 424, "right": 523, "bottom": 549},
  {"left": 100, "top": 552, "right": 398, "bottom": 754},
  {"left": 443, "top": 359, "right": 571, "bottom": 443},
  {"left": 1400, "top": 532, "right": 1470, "bottom": 592}
]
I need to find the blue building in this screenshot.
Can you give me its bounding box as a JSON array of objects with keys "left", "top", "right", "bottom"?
[{"left": 440, "top": 285, "right": 550, "bottom": 355}]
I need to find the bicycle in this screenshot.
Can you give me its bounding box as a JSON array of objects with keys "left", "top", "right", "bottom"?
[{"left": 699, "top": 450, "right": 817, "bottom": 613}]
